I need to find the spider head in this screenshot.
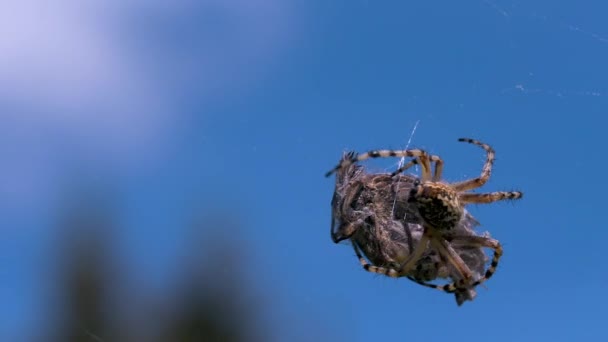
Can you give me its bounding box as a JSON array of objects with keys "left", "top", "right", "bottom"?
[{"left": 408, "top": 179, "right": 463, "bottom": 232}]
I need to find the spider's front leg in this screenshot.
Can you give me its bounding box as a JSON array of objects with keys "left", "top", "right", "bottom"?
[
  {"left": 325, "top": 149, "right": 433, "bottom": 178},
  {"left": 390, "top": 151, "right": 445, "bottom": 182}
]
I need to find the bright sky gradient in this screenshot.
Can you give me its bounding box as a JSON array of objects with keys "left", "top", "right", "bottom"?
[{"left": 1, "top": 0, "right": 607, "bottom": 340}]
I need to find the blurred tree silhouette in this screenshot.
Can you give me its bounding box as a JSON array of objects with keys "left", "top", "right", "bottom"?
[
  {"left": 46, "top": 193, "right": 267, "bottom": 342},
  {"left": 162, "top": 213, "right": 267, "bottom": 342},
  {"left": 51, "top": 193, "right": 119, "bottom": 342}
]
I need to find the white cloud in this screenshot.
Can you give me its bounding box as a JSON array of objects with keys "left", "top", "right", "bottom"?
[
  {"left": 0, "top": 0, "right": 295, "bottom": 212},
  {"left": 0, "top": 0, "right": 173, "bottom": 158}
]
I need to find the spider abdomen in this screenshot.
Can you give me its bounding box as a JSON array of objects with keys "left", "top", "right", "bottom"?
[{"left": 412, "top": 183, "right": 463, "bottom": 232}]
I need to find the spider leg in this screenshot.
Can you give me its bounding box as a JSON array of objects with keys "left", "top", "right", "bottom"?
[
  {"left": 390, "top": 153, "right": 444, "bottom": 182},
  {"left": 405, "top": 246, "right": 474, "bottom": 295},
  {"left": 406, "top": 276, "right": 460, "bottom": 293},
  {"left": 325, "top": 149, "right": 433, "bottom": 178},
  {"left": 406, "top": 276, "right": 478, "bottom": 306},
  {"left": 389, "top": 159, "right": 418, "bottom": 177},
  {"left": 417, "top": 153, "right": 432, "bottom": 182},
  {"left": 396, "top": 233, "right": 430, "bottom": 274},
  {"left": 428, "top": 236, "right": 474, "bottom": 286},
  {"left": 451, "top": 138, "right": 495, "bottom": 192},
  {"left": 430, "top": 154, "right": 444, "bottom": 182},
  {"left": 326, "top": 149, "right": 416, "bottom": 177},
  {"left": 352, "top": 242, "right": 400, "bottom": 277},
  {"left": 404, "top": 236, "right": 482, "bottom": 295},
  {"left": 354, "top": 240, "right": 469, "bottom": 298},
  {"left": 404, "top": 249, "right": 462, "bottom": 293},
  {"left": 459, "top": 191, "right": 523, "bottom": 204},
  {"left": 448, "top": 235, "right": 503, "bottom": 288}
]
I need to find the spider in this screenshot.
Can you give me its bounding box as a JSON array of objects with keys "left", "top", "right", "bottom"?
[
  {"left": 329, "top": 152, "right": 488, "bottom": 304},
  {"left": 326, "top": 138, "right": 523, "bottom": 293}
]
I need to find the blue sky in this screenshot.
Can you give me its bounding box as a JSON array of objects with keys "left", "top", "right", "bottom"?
[{"left": 1, "top": 0, "right": 607, "bottom": 340}]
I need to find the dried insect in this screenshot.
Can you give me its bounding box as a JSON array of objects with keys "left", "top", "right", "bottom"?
[
  {"left": 329, "top": 151, "right": 489, "bottom": 305},
  {"left": 327, "top": 138, "right": 522, "bottom": 295}
]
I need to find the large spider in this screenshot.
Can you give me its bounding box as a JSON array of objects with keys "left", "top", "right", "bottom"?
[
  {"left": 326, "top": 138, "right": 523, "bottom": 292},
  {"left": 329, "top": 159, "right": 487, "bottom": 304}
]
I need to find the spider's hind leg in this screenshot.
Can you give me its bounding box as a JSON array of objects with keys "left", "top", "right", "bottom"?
[
  {"left": 396, "top": 233, "right": 431, "bottom": 275},
  {"left": 429, "top": 236, "right": 475, "bottom": 286},
  {"left": 352, "top": 243, "right": 400, "bottom": 278},
  {"left": 406, "top": 276, "right": 459, "bottom": 293},
  {"left": 354, "top": 237, "right": 475, "bottom": 303},
  {"left": 451, "top": 138, "right": 495, "bottom": 192},
  {"left": 406, "top": 276, "right": 478, "bottom": 306},
  {"left": 447, "top": 235, "right": 504, "bottom": 288},
  {"left": 414, "top": 234, "right": 503, "bottom": 295}
]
